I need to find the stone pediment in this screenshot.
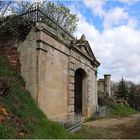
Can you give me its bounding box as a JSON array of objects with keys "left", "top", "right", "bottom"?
[{"left": 70, "top": 34, "right": 96, "bottom": 61}]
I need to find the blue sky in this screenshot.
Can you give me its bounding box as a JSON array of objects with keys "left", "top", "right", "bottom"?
[
  {"left": 32, "top": 0, "right": 140, "bottom": 83},
  {"left": 3, "top": 0, "right": 140, "bottom": 83},
  {"left": 61, "top": 0, "right": 140, "bottom": 30},
  {"left": 59, "top": 0, "right": 140, "bottom": 83}
]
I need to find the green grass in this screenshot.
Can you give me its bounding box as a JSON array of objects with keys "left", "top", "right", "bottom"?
[
  {"left": 84, "top": 103, "right": 137, "bottom": 123},
  {"left": 0, "top": 53, "right": 138, "bottom": 139},
  {"left": 107, "top": 104, "right": 137, "bottom": 117},
  {"left": 0, "top": 54, "right": 70, "bottom": 139},
  {"left": 0, "top": 124, "right": 14, "bottom": 139}
]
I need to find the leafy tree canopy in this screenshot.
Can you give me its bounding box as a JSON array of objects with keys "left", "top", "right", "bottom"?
[
  {"left": 114, "top": 78, "right": 140, "bottom": 111},
  {"left": 115, "top": 78, "right": 128, "bottom": 100},
  {"left": 12, "top": 1, "right": 79, "bottom": 35}
]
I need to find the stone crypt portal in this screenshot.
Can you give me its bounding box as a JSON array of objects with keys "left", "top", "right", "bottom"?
[
  {"left": 74, "top": 68, "right": 87, "bottom": 116},
  {"left": 18, "top": 22, "right": 100, "bottom": 121}
]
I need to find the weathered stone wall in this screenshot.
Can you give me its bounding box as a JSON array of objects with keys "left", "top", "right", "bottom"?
[
  {"left": 36, "top": 32, "right": 69, "bottom": 121},
  {"left": 98, "top": 79, "right": 105, "bottom": 93},
  {"left": 88, "top": 70, "right": 98, "bottom": 116},
  {"left": 18, "top": 28, "right": 38, "bottom": 100},
  {"left": 18, "top": 22, "right": 99, "bottom": 121},
  {"left": 68, "top": 49, "right": 98, "bottom": 118},
  {"left": 98, "top": 74, "right": 112, "bottom": 96}
]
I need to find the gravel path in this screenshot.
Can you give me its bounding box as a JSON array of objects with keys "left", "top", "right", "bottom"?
[{"left": 84, "top": 113, "right": 140, "bottom": 128}]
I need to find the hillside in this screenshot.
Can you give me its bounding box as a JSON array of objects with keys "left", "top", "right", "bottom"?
[
  {"left": 0, "top": 51, "right": 70, "bottom": 139},
  {"left": 1, "top": 49, "right": 139, "bottom": 139}
]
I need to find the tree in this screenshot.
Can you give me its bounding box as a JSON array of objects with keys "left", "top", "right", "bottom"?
[
  {"left": 43, "top": 2, "right": 78, "bottom": 34},
  {"left": 115, "top": 78, "right": 128, "bottom": 100},
  {"left": 128, "top": 84, "right": 140, "bottom": 111},
  {"left": 114, "top": 79, "right": 140, "bottom": 111},
  {"left": 12, "top": 1, "right": 78, "bottom": 35},
  {"left": 12, "top": 1, "right": 32, "bottom": 15},
  {"left": 128, "top": 83, "right": 137, "bottom": 109}
]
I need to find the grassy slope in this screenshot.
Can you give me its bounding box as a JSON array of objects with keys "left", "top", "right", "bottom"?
[
  {"left": 0, "top": 53, "right": 70, "bottom": 139},
  {"left": 0, "top": 52, "right": 138, "bottom": 139}
]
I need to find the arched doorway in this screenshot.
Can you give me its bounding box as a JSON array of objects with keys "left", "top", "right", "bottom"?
[{"left": 74, "top": 68, "right": 87, "bottom": 116}]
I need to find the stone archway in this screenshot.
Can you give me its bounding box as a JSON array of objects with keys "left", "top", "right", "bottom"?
[{"left": 74, "top": 68, "right": 87, "bottom": 116}]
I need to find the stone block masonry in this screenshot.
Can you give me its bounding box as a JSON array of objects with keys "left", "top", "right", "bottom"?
[{"left": 18, "top": 23, "right": 100, "bottom": 122}]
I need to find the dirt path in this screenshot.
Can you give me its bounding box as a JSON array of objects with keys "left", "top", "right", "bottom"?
[
  {"left": 77, "top": 113, "right": 140, "bottom": 139},
  {"left": 84, "top": 113, "right": 140, "bottom": 128}
]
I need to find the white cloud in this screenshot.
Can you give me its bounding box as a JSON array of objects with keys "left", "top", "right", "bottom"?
[
  {"left": 34, "top": 0, "right": 44, "bottom": 3},
  {"left": 83, "top": 0, "right": 130, "bottom": 29},
  {"left": 83, "top": 0, "right": 105, "bottom": 17},
  {"left": 119, "top": 0, "right": 138, "bottom": 5},
  {"left": 127, "top": 17, "right": 138, "bottom": 28},
  {"left": 103, "top": 7, "right": 128, "bottom": 29},
  {"left": 100, "top": 26, "right": 140, "bottom": 83},
  {"left": 72, "top": 4, "right": 140, "bottom": 83}
]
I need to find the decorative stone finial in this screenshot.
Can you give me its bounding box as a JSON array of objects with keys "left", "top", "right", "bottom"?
[
  {"left": 80, "top": 34, "right": 86, "bottom": 41},
  {"left": 70, "top": 35, "right": 86, "bottom": 46}
]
